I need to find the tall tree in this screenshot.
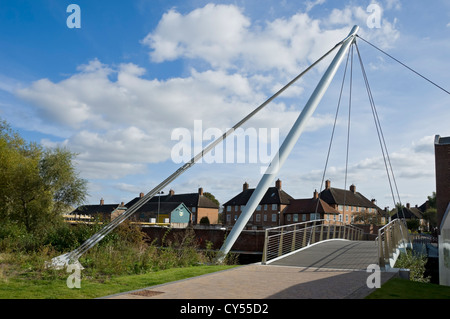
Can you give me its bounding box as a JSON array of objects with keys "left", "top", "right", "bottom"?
[{"left": 0, "top": 119, "right": 87, "bottom": 233}]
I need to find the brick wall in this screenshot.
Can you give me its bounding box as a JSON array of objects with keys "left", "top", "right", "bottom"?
[
  {"left": 141, "top": 227, "right": 265, "bottom": 252},
  {"left": 435, "top": 136, "right": 450, "bottom": 231}
]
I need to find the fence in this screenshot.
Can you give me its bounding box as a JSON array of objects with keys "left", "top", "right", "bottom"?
[
  {"left": 376, "top": 218, "right": 411, "bottom": 269},
  {"left": 262, "top": 219, "right": 364, "bottom": 264}
]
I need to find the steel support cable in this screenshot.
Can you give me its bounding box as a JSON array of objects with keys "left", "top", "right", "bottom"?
[
  {"left": 342, "top": 44, "right": 354, "bottom": 221},
  {"left": 354, "top": 42, "right": 404, "bottom": 219},
  {"left": 314, "top": 45, "right": 352, "bottom": 216},
  {"left": 59, "top": 41, "right": 345, "bottom": 264},
  {"left": 356, "top": 35, "right": 450, "bottom": 96}
]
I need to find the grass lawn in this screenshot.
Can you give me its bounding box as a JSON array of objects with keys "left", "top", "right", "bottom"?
[
  {"left": 366, "top": 278, "right": 450, "bottom": 299},
  {"left": 0, "top": 265, "right": 237, "bottom": 299}
]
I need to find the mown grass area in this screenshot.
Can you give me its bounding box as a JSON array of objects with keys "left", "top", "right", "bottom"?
[
  {"left": 366, "top": 278, "right": 450, "bottom": 299},
  {"left": 0, "top": 264, "right": 236, "bottom": 299},
  {"left": 0, "top": 222, "right": 239, "bottom": 299}
]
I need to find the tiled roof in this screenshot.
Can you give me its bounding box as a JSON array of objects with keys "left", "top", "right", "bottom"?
[
  {"left": 319, "top": 187, "right": 380, "bottom": 210},
  {"left": 284, "top": 198, "right": 340, "bottom": 215},
  {"left": 72, "top": 204, "right": 122, "bottom": 215},
  {"left": 223, "top": 187, "right": 294, "bottom": 206},
  {"left": 391, "top": 206, "right": 423, "bottom": 220},
  {"left": 133, "top": 202, "right": 188, "bottom": 216},
  {"left": 125, "top": 193, "right": 219, "bottom": 209}
]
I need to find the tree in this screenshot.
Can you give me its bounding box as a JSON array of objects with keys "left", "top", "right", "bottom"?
[
  {"left": 422, "top": 192, "right": 437, "bottom": 231},
  {"left": 203, "top": 192, "right": 220, "bottom": 207},
  {"left": 427, "top": 192, "right": 436, "bottom": 209},
  {"left": 40, "top": 146, "right": 88, "bottom": 215},
  {"left": 0, "top": 119, "right": 87, "bottom": 234}
]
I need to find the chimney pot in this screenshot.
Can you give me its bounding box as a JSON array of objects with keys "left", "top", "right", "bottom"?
[
  {"left": 406, "top": 203, "right": 410, "bottom": 209},
  {"left": 243, "top": 182, "right": 249, "bottom": 191},
  {"left": 169, "top": 189, "right": 175, "bottom": 196},
  {"left": 325, "top": 180, "right": 331, "bottom": 190},
  {"left": 350, "top": 184, "right": 356, "bottom": 193},
  {"left": 313, "top": 190, "right": 319, "bottom": 199},
  {"left": 198, "top": 187, "right": 203, "bottom": 195},
  {"left": 139, "top": 192, "right": 144, "bottom": 198},
  {"left": 275, "top": 179, "right": 282, "bottom": 190},
  {"left": 100, "top": 198, "right": 104, "bottom": 205}
]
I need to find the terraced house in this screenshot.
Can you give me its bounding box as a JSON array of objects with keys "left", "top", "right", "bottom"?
[
  {"left": 318, "top": 180, "right": 384, "bottom": 224},
  {"left": 223, "top": 179, "right": 294, "bottom": 229}
]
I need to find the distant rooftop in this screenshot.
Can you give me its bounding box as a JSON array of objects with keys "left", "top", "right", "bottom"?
[{"left": 435, "top": 135, "right": 450, "bottom": 145}]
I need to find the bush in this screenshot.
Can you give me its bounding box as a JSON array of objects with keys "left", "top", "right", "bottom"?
[{"left": 394, "top": 249, "right": 430, "bottom": 283}]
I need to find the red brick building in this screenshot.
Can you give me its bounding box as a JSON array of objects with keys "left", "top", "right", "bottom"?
[
  {"left": 435, "top": 135, "right": 450, "bottom": 231},
  {"left": 223, "top": 179, "right": 293, "bottom": 229}
]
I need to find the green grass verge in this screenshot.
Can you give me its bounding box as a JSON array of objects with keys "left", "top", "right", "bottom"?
[
  {"left": 0, "top": 265, "right": 237, "bottom": 299},
  {"left": 366, "top": 278, "right": 450, "bottom": 299}
]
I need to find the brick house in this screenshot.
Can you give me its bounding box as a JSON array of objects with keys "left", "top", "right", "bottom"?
[
  {"left": 130, "top": 202, "right": 191, "bottom": 228},
  {"left": 223, "top": 179, "right": 294, "bottom": 229},
  {"left": 318, "top": 180, "right": 383, "bottom": 224},
  {"left": 283, "top": 190, "right": 340, "bottom": 224},
  {"left": 68, "top": 198, "right": 126, "bottom": 223},
  {"left": 125, "top": 187, "right": 219, "bottom": 225}
]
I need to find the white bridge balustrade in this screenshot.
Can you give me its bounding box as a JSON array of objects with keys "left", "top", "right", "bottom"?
[
  {"left": 376, "top": 218, "right": 411, "bottom": 269},
  {"left": 261, "top": 219, "right": 364, "bottom": 265}
]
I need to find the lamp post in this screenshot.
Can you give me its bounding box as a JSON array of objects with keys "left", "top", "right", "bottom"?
[{"left": 157, "top": 191, "right": 164, "bottom": 225}]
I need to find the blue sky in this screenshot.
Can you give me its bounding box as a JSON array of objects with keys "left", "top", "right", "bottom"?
[{"left": 1, "top": 0, "right": 449, "bottom": 211}]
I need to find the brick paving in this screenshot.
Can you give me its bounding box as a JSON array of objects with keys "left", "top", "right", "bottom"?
[{"left": 102, "top": 240, "right": 397, "bottom": 299}]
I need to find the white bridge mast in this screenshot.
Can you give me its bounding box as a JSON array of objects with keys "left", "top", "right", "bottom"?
[{"left": 217, "top": 25, "right": 360, "bottom": 262}]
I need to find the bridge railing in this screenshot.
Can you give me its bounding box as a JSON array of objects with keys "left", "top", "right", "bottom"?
[
  {"left": 376, "top": 218, "right": 411, "bottom": 269},
  {"left": 261, "top": 219, "right": 364, "bottom": 264}
]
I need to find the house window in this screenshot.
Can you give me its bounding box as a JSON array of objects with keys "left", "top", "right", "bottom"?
[
  {"left": 293, "top": 214, "right": 298, "bottom": 222},
  {"left": 287, "top": 215, "right": 291, "bottom": 222},
  {"left": 272, "top": 214, "right": 277, "bottom": 222},
  {"left": 338, "top": 205, "right": 344, "bottom": 211},
  {"left": 264, "top": 214, "right": 267, "bottom": 222},
  {"left": 192, "top": 207, "right": 196, "bottom": 213},
  {"left": 256, "top": 214, "right": 261, "bottom": 222},
  {"left": 227, "top": 206, "right": 231, "bottom": 212},
  {"left": 234, "top": 214, "right": 238, "bottom": 221},
  {"left": 339, "top": 214, "right": 343, "bottom": 222},
  {"left": 235, "top": 205, "right": 239, "bottom": 211},
  {"left": 264, "top": 204, "right": 268, "bottom": 211},
  {"left": 302, "top": 214, "right": 307, "bottom": 222},
  {"left": 311, "top": 213, "right": 320, "bottom": 220},
  {"left": 272, "top": 204, "right": 277, "bottom": 210},
  {"left": 241, "top": 205, "right": 245, "bottom": 211},
  {"left": 256, "top": 205, "right": 261, "bottom": 211},
  {"left": 226, "top": 214, "right": 231, "bottom": 222},
  {"left": 346, "top": 215, "right": 349, "bottom": 223}
]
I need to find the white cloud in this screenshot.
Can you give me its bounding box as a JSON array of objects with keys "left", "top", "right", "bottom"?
[
  {"left": 142, "top": 3, "right": 400, "bottom": 74},
  {"left": 13, "top": 2, "right": 403, "bottom": 195}
]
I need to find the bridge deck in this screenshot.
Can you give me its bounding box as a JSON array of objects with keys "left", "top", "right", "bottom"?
[{"left": 269, "top": 240, "right": 379, "bottom": 270}]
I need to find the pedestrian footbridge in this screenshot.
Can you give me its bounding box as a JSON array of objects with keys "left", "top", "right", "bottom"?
[{"left": 262, "top": 218, "right": 411, "bottom": 271}]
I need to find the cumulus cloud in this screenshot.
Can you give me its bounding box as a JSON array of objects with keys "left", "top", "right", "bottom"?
[
  {"left": 142, "top": 3, "right": 400, "bottom": 74},
  {"left": 14, "top": 2, "right": 402, "bottom": 185}
]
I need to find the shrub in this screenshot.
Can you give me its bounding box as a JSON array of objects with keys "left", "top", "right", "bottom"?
[{"left": 394, "top": 249, "right": 430, "bottom": 283}]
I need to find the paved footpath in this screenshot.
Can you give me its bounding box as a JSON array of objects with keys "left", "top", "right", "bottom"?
[
  {"left": 102, "top": 264, "right": 397, "bottom": 299},
  {"left": 103, "top": 240, "right": 398, "bottom": 299}
]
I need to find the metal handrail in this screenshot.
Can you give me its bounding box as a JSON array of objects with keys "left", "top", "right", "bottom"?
[
  {"left": 262, "top": 219, "right": 364, "bottom": 264},
  {"left": 377, "top": 218, "right": 411, "bottom": 269}
]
